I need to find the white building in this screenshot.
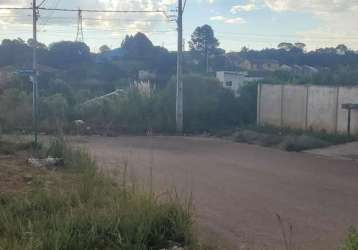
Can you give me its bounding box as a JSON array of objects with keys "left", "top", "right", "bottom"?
[{"left": 216, "top": 71, "right": 262, "bottom": 96}]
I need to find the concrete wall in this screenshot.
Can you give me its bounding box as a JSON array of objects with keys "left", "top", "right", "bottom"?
[
  {"left": 307, "top": 86, "right": 338, "bottom": 133},
  {"left": 257, "top": 84, "right": 358, "bottom": 134},
  {"left": 258, "top": 84, "right": 283, "bottom": 126},
  {"left": 282, "top": 85, "right": 307, "bottom": 129}
]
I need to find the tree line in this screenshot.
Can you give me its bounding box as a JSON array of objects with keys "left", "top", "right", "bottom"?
[{"left": 0, "top": 24, "right": 358, "bottom": 135}]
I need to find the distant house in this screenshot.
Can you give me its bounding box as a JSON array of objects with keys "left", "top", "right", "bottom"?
[
  {"left": 216, "top": 71, "right": 262, "bottom": 96},
  {"left": 96, "top": 48, "right": 124, "bottom": 63}
]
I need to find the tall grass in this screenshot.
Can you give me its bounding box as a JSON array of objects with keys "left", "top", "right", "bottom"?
[{"left": 0, "top": 139, "right": 198, "bottom": 250}]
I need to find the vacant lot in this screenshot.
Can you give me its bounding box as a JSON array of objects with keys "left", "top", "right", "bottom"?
[{"left": 72, "top": 136, "right": 358, "bottom": 250}]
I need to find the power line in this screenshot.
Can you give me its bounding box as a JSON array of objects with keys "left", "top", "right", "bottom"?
[
  {"left": 38, "top": 7, "right": 175, "bottom": 14},
  {"left": 39, "top": 0, "right": 63, "bottom": 26}
]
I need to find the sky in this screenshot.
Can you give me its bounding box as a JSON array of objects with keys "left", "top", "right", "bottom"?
[{"left": 0, "top": 0, "right": 358, "bottom": 52}]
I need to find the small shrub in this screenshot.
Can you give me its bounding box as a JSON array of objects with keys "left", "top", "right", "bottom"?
[
  {"left": 342, "top": 227, "right": 358, "bottom": 250},
  {"left": 45, "top": 138, "right": 96, "bottom": 171}
]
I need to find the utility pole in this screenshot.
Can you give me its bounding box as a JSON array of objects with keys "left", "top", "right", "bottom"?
[
  {"left": 176, "top": 0, "right": 183, "bottom": 133},
  {"left": 32, "top": 0, "right": 39, "bottom": 150}
]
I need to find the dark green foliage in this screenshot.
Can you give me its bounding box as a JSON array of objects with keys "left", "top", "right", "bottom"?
[
  {"left": 264, "top": 66, "right": 358, "bottom": 86},
  {"left": 0, "top": 39, "right": 33, "bottom": 67},
  {"left": 188, "top": 25, "right": 225, "bottom": 72},
  {"left": 47, "top": 41, "right": 92, "bottom": 69},
  {"left": 0, "top": 88, "right": 32, "bottom": 131},
  {"left": 155, "top": 74, "right": 255, "bottom": 133},
  {"left": 189, "top": 25, "right": 220, "bottom": 55}
]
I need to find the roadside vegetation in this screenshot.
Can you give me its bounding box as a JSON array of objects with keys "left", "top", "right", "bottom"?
[
  {"left": 0, "top": 138, "right": 201, "bottom": 250},
  {"left": 342, "top": 228, "right": 358, "bottom": 250},
  {"left": 226, "top": 125, "right": 355, "bottom": 152}
]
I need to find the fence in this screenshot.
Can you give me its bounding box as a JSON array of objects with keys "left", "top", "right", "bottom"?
[{"left": 257, "top": 84, "right": 358, "bottom": 134}]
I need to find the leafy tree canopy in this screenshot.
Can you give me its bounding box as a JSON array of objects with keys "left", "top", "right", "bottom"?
[{"left": 189, "top": 24, "right": 220, "bottom": 56}]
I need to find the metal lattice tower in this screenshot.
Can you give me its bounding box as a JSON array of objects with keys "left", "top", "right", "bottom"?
[{"left": 75, "top": 8, "right": 84, "bottom": 42}]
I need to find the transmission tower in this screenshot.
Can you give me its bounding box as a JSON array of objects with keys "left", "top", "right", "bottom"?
[{"left": 75, "top": 8, "right": 84, "bottom": 42}]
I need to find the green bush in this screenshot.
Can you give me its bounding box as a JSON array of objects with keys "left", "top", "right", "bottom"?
[
  {"left": 159, "top": 74, "right": 253, "bottom": 133},
  {"left": 342, "top": 228, "right": 358, "bottom": 250}
]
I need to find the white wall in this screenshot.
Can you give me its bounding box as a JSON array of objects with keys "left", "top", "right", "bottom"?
[
  {"left": 307, "top": 86, "right": 338, "bottom": 132},
  {"left": 258, "top": 84, "right": 283, "bottom": 126},
  {"left": 258, "top": 84, "right": 358, "bottom": 134},
  {"left": 282, "top": 85, "right": 307, "bottom": 129}
]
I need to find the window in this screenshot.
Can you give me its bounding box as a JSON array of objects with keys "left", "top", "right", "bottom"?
[{"left": 225, "top": 81, "right": 233, "bottom": 87}]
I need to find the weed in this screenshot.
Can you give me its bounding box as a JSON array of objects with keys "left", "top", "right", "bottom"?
[
  {"left": 45, "top": 137, "right": 96, "bottom": 171},
  {"left": 342, "top": 227, "right": 358, "bottom": 250}
]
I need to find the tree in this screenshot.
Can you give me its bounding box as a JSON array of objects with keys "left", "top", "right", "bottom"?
[
  {"left": 121, "top": 32, "right": 154, "bottom": 59},
  {"left": 189, "top": 24, "right": 219, "bottom": 55},
  {"left": 189, "top": 25, "right": 223, "bottom": 72},
  {"left": 0, "top": 38, "right": 32, "bottom": 67},
  {"left": 99, "top": 45, "right": 110, "bottom": 53},
  {"left": 27, "top": 39, "right": 47, "bottom": 49},
  {"left": 278, "top": 42, "right": 294, "bottom": 51},
  {"left": 48, "top": 41, "right": 91, "bottom": 69},
  {"left": 336, "top": 44, "right": 349, "bottom": 55},
  {"left": 294, "top": 42, "right": 306, "bottom": 51}
]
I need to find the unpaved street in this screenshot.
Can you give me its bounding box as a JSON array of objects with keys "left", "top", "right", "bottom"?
[{"left": 73, "top": 136, "right": 358, "bottom": 250}]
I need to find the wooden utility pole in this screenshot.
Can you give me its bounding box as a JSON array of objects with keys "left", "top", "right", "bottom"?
[
  {"left": 32, "top": 0, "right": 39, "bottom": 148},
  {"left": 176, "top": 0, "right": 183, "bottom": 133}
]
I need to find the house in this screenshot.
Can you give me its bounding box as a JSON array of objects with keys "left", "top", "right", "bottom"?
[{"left": 216, "top": 71, "right": 262, "bottom": 96}]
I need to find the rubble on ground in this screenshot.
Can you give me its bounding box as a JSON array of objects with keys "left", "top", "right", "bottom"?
[{"left": 28, "top": 157, "right": 64, "bottom": 169}]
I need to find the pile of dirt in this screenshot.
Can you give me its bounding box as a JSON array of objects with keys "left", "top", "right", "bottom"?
[{"left": 233, "top": 129, "right": 331, "bottom": 152}]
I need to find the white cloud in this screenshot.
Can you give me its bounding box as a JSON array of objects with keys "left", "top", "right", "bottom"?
[
  {"left": 210, "top": 15, "right": 226, "bottom": 21},
  {"left": 225, "top": 17, "right": 246, "bottom": 24},
  {"left": 263, "top": 0, "right": 358, "bottom": 49},
  {"left": 0, "top": 0, "right": 177, "bottom": 32},
  {"left": 231, "top": 0, "right": 257, "bottom": 13},
  {"left": 210, "top": 15, "right": 246, "bottom": 24},
  {"left": 264, "top": 0, "right": 358, "bottom": 13}
]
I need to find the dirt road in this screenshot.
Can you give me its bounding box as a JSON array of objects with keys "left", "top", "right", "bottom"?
[{"left": 72, "top": 136, "right": 358, "bottom": 250}]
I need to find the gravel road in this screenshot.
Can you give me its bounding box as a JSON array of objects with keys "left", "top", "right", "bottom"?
[{"left": 72, "top": 136, "right": 358, "bottom": 250}]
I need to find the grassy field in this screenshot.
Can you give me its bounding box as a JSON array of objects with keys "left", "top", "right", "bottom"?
[{"left": 0, "top": 138, "right": 204, "bottom": 250}]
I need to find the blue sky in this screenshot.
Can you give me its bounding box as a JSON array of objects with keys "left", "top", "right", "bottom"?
[{"left": 0, "top": 0, "right": 358, "bottom": 52}]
